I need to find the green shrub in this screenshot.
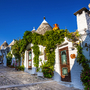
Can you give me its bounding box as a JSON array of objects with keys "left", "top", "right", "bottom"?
[
  {"left": 42, "top": 66, "right": 54, "bottom": 78},
  {"left": 41, "top": 62, "right": 54, "bottom": 78},
  {"left": 7, "top": 59, "right": 11, "bottom": 65},
  {"left": 80, "top": 69, "right": 90, "bottom": 90},
  {"left": 16, "top": 65, "right": 24, "bottom": 71},
  {"left": 6, "top": 52, "right": 12, "bottom": 66},
  {"left": 77, "top": 45, "right": 90, "bottom": 90}
]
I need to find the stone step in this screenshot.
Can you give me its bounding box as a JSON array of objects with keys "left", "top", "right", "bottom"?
[{"left": 58, "top": 81, "right": 74, "bottom": 88}]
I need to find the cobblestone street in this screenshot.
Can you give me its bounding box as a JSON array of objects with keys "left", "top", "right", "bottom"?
[{"left": 0, "top": 64, "right": 80, "bottom": 90}]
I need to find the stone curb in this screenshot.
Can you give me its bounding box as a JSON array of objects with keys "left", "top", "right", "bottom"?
[{"left": 0, "top": 80, "right": 54, "bottom": 89}]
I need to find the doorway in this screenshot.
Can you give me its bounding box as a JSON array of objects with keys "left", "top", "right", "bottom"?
[
  {"left": 59, "top": 47, "right": 71, "bottom": 82},
  {"left": 28, "top": 50, "right": 32, "bottom": 69}
]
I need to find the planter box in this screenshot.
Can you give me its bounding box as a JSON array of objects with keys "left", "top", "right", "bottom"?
[{"left": 37, "top": 72, "right": 44, "bottom": 77}]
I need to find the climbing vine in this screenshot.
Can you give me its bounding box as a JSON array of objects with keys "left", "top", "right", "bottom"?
[
  {"left": 11, "top": 39, "right": 21, "bottom": 66},
  {"left": 32, "top": 44, "right": 40, "bottom": 71},
  {"left": 11, "top": 28, "right": 90, "bottom": 89},
  {"left": 11, "top": 29, "right": 79, "bottom": 78},
  {"left": 77, "top": 45, "right": 90, "bottom": 90},
  {"left": 41, "top": 29, "right": 67, "bottom": 77},
  {"left": 6, "top": 51, "right": 12, "bottom": 66}
]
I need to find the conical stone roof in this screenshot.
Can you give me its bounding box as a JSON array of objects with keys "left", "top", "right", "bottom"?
[
  {"left": 1, "top": 41, "right": 8, "bottom": 47},
  {"left": 0, "top": 41, "right": 8, "bottom": 49},
  {"left": 36, "top": 18, "right": 52, "bottom": 35},
  {"left": 8, "top": 39, "right": 15, "bottom": 47}
]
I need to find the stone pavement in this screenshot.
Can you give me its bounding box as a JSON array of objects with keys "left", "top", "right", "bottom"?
[{"left": 0, "top": 64, "right": 80, "bottom": 90}]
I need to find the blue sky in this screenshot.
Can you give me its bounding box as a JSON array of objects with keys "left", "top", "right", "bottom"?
[{"left": 0, "top": 0, "right": 90, "bottom": 46}]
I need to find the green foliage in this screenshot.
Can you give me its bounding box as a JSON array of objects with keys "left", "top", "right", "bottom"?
[
  {"left": 41, "top": 61, "right": 54, "bottom": 78},
  {"left": 44, "top": 29, "right": 66, "bottom": 47},
  {"left": 67, "top": 31, "right": 80, "bottom": 42},
  {"left": 23, "top": 31, "right": 32, "bottom": 43},
  {"left": 77, "top": 45, "right": 90, "bottom": 89},
  {"left": 20, "top": 31, "right": 32, "bottom": 53},
  {"left": 18, "top": 65, "right": 24, "bottom": 71},
  {"left": 6, "top": 51, "right": 12, "bottom": 65},
  {"left": 11, "top": 39, "right": 21, "bottom": 66},
  {"left": 77, "top": 45, "right": 89, "bottom": 68},
  {"left": 16, "top": 65, "right": 24, "bottom": 71},
  {"left": 32, "top": 44, "right": 40, "bottom": 71},
  {"left": 32, "top": 33, "right": 43, "bottom": 45},
  {"left": 11, "top": 29, "right": 79, "bottom": 78},
  {"left": 42, "top": 29, "right": 68, "bottom": 78},
  {"left": 80, "top": 69, "right": 90, "bottom": 90}
]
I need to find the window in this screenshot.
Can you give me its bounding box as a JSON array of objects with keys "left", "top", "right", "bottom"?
[
  {"left": 61, "top": 50, "right": 67, "bottom": 65},
  {"left": 29, "top": 51, "right": 32, "bottom": 60},
  {"left": 62, "top": 67, "right": 68, "bottom": 76}
]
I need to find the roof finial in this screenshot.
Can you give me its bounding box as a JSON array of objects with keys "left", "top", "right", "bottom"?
[
  {"left": 43, "top": 16, "right": 46, "bottom": 20},
  {"left": 88, "top": 3, "right": 90, "bottom": 11}
]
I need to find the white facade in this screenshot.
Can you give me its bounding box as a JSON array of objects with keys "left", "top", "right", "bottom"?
[
  {"left": 24, "top": 38, "right": 84, "bottom": 89},
  {"left": 24, "top": 43, "right": 37, "bottom": 74},
  {"left": 54, "top": 38, "right": 83, "bottom": 89},
  {"left": 76, "top": 8, "right": 90, "bottom": 60},
  {"left": 24, "top": 6, "right": 90, "bottom": 90}
]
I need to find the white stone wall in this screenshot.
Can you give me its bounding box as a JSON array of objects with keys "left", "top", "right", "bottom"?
[
  {"left": 23, "top": 39, "right": 84, "bottom": 89},
  {"left": 24, "top": 44, "right": 46, "bottom": 74},
  {"left": 54, "top": 46, "right": 61, "bottom": 82},
  {"left": 3, "top": 52, "right": 7, "bottom": 66},
  {"left": 86, "top": 12, "right": 90, "bottom": 30},
  {"left": 77, "top": 11, "right": 88, "bottom": 34},
  {"left": 39, "top": 45, "right": 46, "bottom": 67},
  {"left": 69, "top": 47, "right": 83, "bottom": 89},
  {"left": 53, "top": 38, "right": 84, "bottom": 89},
  {"left": 23, "top": 41, "right": 84, "bottom": 89},
  {"left": 77, "top": 10, "right": 90, "bottom": 60},
  {"left": 23, "top": 8, "right": 90, "bottom": 90},
  {"left": 11, "top": 50, "right": 16, "bottom": 65},
  {"left": 24, "top": 43, "right": 36, "bottom": 74}
]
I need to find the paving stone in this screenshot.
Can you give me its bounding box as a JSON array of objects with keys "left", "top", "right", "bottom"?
[{"left": 0, "top": 64, "right": 80, "bottom": 90}]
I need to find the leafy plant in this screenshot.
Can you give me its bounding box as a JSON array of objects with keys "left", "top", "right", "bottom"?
[
  {"left": 77, "top": 45, "right": 90, "bottom": 90},
  {"left": 6, "top": 51, "right": 12, "bottom": 66},
  {"left": 11, "top": 39, "right": 21, "bottom": 66},
  {"left": 41, "top": 62, "right": 54, "bottom": 78},
  {"left": 15, "top": 65, "right": 24, "bottom": 71},
  {"left": 11, "top": 29, "right": 79, "bottom": 78},
  {"left": 18, "top": 65, "right": 24, "bottom": 71},
  {"left": 32, "top": 44, "right": 40, "bottom": 71}
]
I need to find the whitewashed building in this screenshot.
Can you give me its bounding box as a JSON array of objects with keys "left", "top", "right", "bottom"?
[
  {"left": 54, "top": 6, "right": 90, "bottom": 89},
  {"left": 0, "top": 41, "right": 9, "bottom": 66},
  {"left": 24, "top": 18, "right": 52, "bottom": 74},
  {"left": 0, "top": 40, "right": 15, "bottom": 66},
  {"left": 23, "top": 4, "right": 90, "bottom": 90}
]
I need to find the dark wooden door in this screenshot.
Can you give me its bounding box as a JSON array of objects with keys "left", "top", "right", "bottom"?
[
  {"left": 59, "top": 47, "right": 71, "bottom": 82},
  {"left": 28, "top": 50, "right": 32, "bottom": 69}
]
